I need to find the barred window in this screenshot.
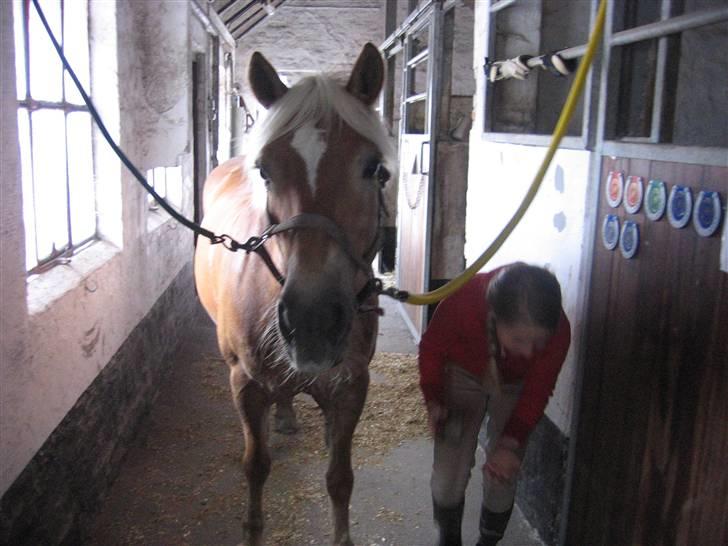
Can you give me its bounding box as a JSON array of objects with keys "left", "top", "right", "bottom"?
[
  {"left": 14, "top": 0, "right": 95, "bottom": 273},
  {"left": 484, "top": 0, "right": 591, "bottom": 137},
  {"left": 605, "top": 0, "right": 728, "bottom": 147}
]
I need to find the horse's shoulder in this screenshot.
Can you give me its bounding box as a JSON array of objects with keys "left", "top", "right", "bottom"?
[{"left": 203, "top": 156, "right": 250, "bottom": 209}]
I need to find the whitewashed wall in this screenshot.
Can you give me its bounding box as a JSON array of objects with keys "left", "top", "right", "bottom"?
[
  {"left": 467, "top": 3, "right": 594, "bottom": 435},
  {"left": 233, "top": 0, "right": 384, "bottom": 119},
  {"left": 0, "top": 1, "right": 228, "bottom": 496}
]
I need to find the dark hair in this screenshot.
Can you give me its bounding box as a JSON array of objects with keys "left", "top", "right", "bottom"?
[{"left": 486, "top": 262, "right": 562, "bottom": 332}]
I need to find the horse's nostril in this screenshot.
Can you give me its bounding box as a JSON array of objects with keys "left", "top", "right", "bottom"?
[{"left": 277, "top": 301, "right": 293, "bottom": 343}]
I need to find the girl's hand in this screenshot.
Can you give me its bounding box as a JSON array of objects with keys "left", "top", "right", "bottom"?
[{"left": 484, "top": 437, "right": 521, "bottom": 484}]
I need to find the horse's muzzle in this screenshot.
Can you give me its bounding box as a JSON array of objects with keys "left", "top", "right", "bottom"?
[{"left": 277, "top": 289, "right": 354, "bottom": 374}]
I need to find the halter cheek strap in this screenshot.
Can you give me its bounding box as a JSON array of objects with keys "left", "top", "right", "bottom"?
[
  {"left": 237, "top": 212, "right": 383, "bottom": 312},
  {"left": 267, "top": 213, "right": 375, "bottom": 275}
]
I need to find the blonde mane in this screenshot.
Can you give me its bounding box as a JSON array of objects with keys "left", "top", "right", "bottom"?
[{"left": 245, "top": 75, "right": 395, "bottom": 172}]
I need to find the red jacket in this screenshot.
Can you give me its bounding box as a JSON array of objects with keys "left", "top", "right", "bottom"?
[{"left": 418, "top": 268, "right": 571, "bottom": 444}]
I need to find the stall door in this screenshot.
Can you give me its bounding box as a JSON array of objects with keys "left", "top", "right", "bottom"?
[
  {"left": 383, "top": 5, "right": 443, "bottom": 338},
  {"left": 567, "top": 157, "right": 728, "bottom": 545}
]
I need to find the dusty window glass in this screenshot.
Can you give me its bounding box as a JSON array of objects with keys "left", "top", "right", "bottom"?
[
  {"left": 14, "top": 0, "right": 96, "bottom": 272},
  {"left": 485, "top": 0, "right": 591, "bottom": 136},
  {"left": 606, "top": 1, "right": 728, "bottom": 147}
]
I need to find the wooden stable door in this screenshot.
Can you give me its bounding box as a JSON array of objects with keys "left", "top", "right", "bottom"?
[
  {"left": 567, "top": 157, "right": 727, "bottom": 545},
  {"left": 388, "top": 5, "right": 444, "bottom": 338}
]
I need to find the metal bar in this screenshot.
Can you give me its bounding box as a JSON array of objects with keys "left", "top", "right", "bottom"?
[
  {"left": 380, "top": 0, "right": 434, "bottom": 51},
  {"left": 18, "top": 98, "right": 89, "bottom": 112},
  {"left": 601, "top": 141, "right": 728, "bottom": 167},
  {"left": 581, "top": 0, "right": 602, "bottom": 150},
  {"left": 482, "top": 0, "right": 498, "bottom": 132},
  {"left": 61, "top": 0, "right": 73, "bottom": 245},
  {"left": 230, "top": 9, "right": 265, "bottom": 37},
  {"left": 442, "top": 0, "right": 458, "bottom": 12},
  {"left": 597, "top": 0, "right": 619, "bottom": 144},
  {"left": 20, "top": 0, "right": 40, "bottom": 268},
  {"left": 554, "top": 43, "right": 588, "bottom": 61},
  {"left": 217, "top": 0, "right": 245, "bottom": 20},
  {"left": 404, "top": 92, "right": 427, "bottom": 104},
  {"left": 231, "top": 0, "right": 284, "bottom": 39},
  {"left": 481, "top": 132, "right": 585, "bottom": 150},
  {"left": 384, "top": 40, "right": 403, "bottom": 58},
  {"left": 422, "top": 1, "right": 445, "bottom": 317},
  {"left": 490, "top": 0, "right": 517, "bottom": 13},
  {"left": 649, "top": 0, "right": 675, "bottom": 143},
  {"left": 541, "top": 4, "right": 728, "bottom": 62},
  {"left": 407, "top": 48, "right": 429, "bottom": 68},
  {"left": 611, "top": 5, "right": 728, "bottom": 46},
  {"left": 190, "top": 0, "right": 235, "bottom": 47},
  {"left": 226, "top": 4, "right": 262, "bottom": 33}
]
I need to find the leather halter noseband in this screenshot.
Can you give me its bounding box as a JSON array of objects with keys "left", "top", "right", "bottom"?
[{"left": 225, "top": 210, "right": 384, "bottom": 312}]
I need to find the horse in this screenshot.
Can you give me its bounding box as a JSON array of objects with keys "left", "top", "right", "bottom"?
[{"left": 193, "top": 43, "right": 394, "bottom": 546}]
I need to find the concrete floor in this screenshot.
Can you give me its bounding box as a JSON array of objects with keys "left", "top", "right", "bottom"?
[{"left": 86, "top": 295, "right": 544, "bottom": 546}]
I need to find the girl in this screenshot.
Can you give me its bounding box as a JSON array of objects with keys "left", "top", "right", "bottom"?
[{"left": 419, "top": 263, "right": 571, "bottom": 546}]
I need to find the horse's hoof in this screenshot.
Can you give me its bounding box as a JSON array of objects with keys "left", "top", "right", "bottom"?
[{"left": 243, "top": 521, "right": 264, "bottom": 546}]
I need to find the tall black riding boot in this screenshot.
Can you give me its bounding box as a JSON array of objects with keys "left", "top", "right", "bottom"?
[
  {"left": 433, "top": 497, "right": 465, "bottom": 546},
  {"left": 475, "top": 505, "right": 513, "bottom": 546}
]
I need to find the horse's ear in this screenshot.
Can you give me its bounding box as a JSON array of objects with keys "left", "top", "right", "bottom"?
[
  {"left": 249, "top": 51, "right": 288, "bottom": 109},
  {"left": 346, "top": 43, "right": 384, "bottom": 107}
]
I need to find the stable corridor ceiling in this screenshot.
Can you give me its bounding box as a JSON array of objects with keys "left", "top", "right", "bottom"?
[{"left": 209, "top": 0, "right": 289, "bottom": 40}]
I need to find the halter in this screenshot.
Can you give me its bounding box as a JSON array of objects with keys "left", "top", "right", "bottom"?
[{"left": 213, "top": 195, "right": 387, "bottom": 313}]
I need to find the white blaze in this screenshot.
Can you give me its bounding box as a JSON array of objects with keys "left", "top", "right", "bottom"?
[{"left": 291, "top": 124, "right": 327, "bottom": 190}]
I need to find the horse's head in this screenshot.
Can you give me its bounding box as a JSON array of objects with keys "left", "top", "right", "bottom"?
[{"left": 246, "top": 43, "right": 394, "bottom": 375}]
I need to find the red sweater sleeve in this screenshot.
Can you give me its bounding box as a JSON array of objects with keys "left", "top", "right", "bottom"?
[
  {"left": 502, "top": 311, "right": 571, "bottom": 444},
  {"left": 418, "top": 295, "right": 461, "bottom": 404}
]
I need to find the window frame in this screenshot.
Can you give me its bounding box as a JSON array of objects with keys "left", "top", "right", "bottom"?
[
  {"left": 481, "top": 0, "right": 728, "bottom": 164},
  {"left": 15, "top": 0, "right": 97, "bottom": 274},
  {"left": 596, "top": 0, "right": 728, "bottom": 164},
  {"left": 481, "top": 0, "right": 596, "bottom": 150}
]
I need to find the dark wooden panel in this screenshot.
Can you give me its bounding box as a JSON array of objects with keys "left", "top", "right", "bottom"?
[{"left": 568, "top": 158, "right": 728, "bottom": 546}]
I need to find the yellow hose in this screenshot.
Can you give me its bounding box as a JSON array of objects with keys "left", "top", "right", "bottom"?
[{"left": 405, "top": 0, "right": 607, "bottom": 306}]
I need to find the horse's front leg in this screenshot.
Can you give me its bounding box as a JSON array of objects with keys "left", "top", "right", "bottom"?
[
  {"left": 230, "top": 363, "right": 271, "bottom": 546},
  {"left": 315, "top": 372, "right": 369, "bottom": 546}
]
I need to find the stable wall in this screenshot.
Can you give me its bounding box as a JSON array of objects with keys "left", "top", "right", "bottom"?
[
  {"left": 233, "top": 0, "right": 384, "bottom": 118},
  {"left": 465, "top": 143, "right": 590, "bottom": 434},
  {"left": 0, "top": 2, "right": 231, "bottom": 542}
]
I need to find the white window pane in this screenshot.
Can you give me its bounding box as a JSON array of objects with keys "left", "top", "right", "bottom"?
[
  {"left": 153, "top": 166, "right": 167, "bottom": 199},
  {"left": 18, "top": 109, "right": 38, "bottom": 270},
  {"left": 31, "top": 109, "right": 69, "bottom": 261},
  {"left": 67, "top": 112, "right": 95, "bottom": 243},
  {"left": 63, "top": 0, "right": 89, "bottom": 106},
  {"left": 13, "top": 0, "right": 27, "bottom": 100},
  {"left": 146, "top": 169, "right": 156, "bottom": 207},
  {"left": 29, "top": 0, "right": 63, "bottom": 102},
  {"left": 165, "top": 166, "right": 183, "bottom": 210}
]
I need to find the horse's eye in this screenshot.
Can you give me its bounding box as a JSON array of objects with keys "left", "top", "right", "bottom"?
[
  {"left": 362, "top": 160, "right": 379, "bottom": 179},
  {"left": 363, "top": 160, "right": 389, "bottom": 187},
  {"left": 377, "top": 166, "right": 390, "bottom": 186},
  {"left": 258, "top": 166, "right": 271, "bottom": 184}
]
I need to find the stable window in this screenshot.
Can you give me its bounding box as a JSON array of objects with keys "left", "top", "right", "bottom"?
[
  {"left": 605, "top": 0, "right": 728, "bottom": 148},
  {"left": 483, "top": 0, "right": 591, "bottom": 139},
  {"left": 14, "top": 0, "right": 95, "bottom": 273}
]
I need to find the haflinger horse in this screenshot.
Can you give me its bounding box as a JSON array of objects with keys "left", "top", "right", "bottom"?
[{"left": 194, "top": 43, "right": 395, "bottom": 546}]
